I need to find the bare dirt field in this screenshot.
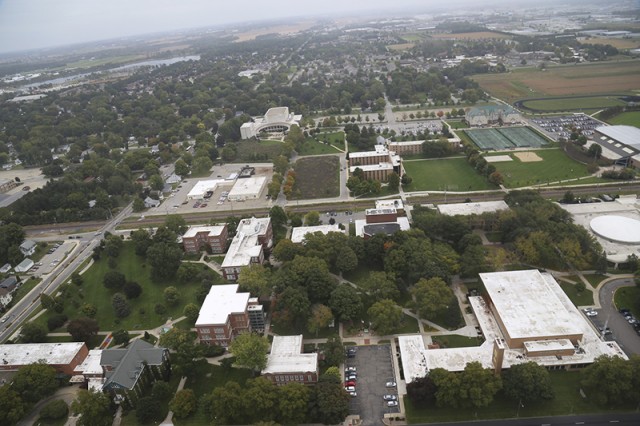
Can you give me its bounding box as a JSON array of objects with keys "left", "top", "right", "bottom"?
[
  {"left": 514, "top": 152, "right": 543, "bottom": 162},
  {"left": 232, "top": 21, "right": 316, "bottom": 42}
]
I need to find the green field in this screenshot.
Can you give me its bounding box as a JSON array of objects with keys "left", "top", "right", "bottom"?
[
  {"left": 521, "top": 96, "right": 626, "bottom": 113},
  {"left": 403, "top": 158, "right": 495, "bottom": 191},
  {"left": 234, "top": 139, "right": 285, "bottom": 162},
  {"left": 296, "top": 138, "right": 341, "bottom": 155},
  {"left": 559, "top": 282, "right": 594, "bottom": 306},
  {"left": 292, "top": 155, "right": 340, "bottom": 199},
  {"left": 609, "top": 111, "right": 640, "bottom": 128},
  {"left": 486, "top": 149, "right": 591, "bottom": 188}
]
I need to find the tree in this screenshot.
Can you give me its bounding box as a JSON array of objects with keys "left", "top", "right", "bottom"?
[
  {"left": 411, "top": 277, "right": 455, "bottom": 320},
  {"left": 387, "top": 172, "right": 400, "bottom": 191},
  {"left": 112, "top": 329, "right": 130, "bottom": 346},
  {"left": 71, "top": 390, "right": 113, "bottom": 426},
  {"left": 406, "top": 375, "right": 438, "bottom": 407},
  {"left": 12, "top": 362, "right": 58, "bottom": 403},
  {"left": 67, "top": 317, "right": 99, "bottom": 343},
  {"left": 39, "top": 399, "right": 68, "bottom": 421},
  {"left": 103, "top": 270, "right": 126, "bottom": 290},
  {"left": 368, "top": 299, "right": 403, "bottom": 335},
  {"left": 503, "top": 361, "right": 554, "bottom": 403},
  {"left": 130, "top": 229, "right": 152, "bottom": 256},
  {"left": 229, "top": 332, "right": 270, "bottom": 373},
  {"left": 363, "top": 271, "right": 399, "bottom": 302},
  {"left": 308, "top": 304, "right": 333, "bottom": 336},
  {"left": 136, "top": 396, "right": 162, "bottom": 424},
  {"left": 163, "top": 286, "right": 180, "bottom": 306},
  {"left": 192, "top": 156, "right": 213, "bottom": 175},
  {"left": 562, "top": 190, "right": 575, "bottom": 204},
  {"left": 581, "top": 355, "right": 634, "bottom": 406},
  {"left": 20, "top": 321, "right": 47, "bottom": 343},
  {"left": 183, "top": 303, "right": 200, "bottom": 324},
  {"left": 174, "top": 159, "right": 190, "bottom": 177},
  {"left": 329, "top": 284, "right": 362, "bottom": 322},
  {"left": 278, "top": 382, "right": 309, "bottom": 425},
  {"left": 308, "top": 380, "right": 350, "bottom": 424},
  {"left": 159, "top": 328, "right": 204, "bottom": 377},
  {"left": 238, "top": 264, "right": 272, "bottom": 297},
  {"left": 209, "top": 381, "right": 247, "bottom": 424},
  {"left": 432, "top": 362, "right": 502, "bottom": 408},
  {"left": 165, "top": 214, "right": 187, "bottom": 235},
  {"left": 123, "top": 281, "right": 142, "bottom": 299},
  {"left": 335, "top": 246, "right": 358, "bottom": 274},
  {"left": 272, "top": 239, "right": 300, "bottom": 262},
  {"left": 588, "top": 143, "right": 602, "bottom": 159},
  {"left": 103, "top": 234, "right": 123, "bottom": 258},
  {"left": 147, "top": 242, "right": 183, "bottom": 281},
  {"left": 111, "top": 292, "right": 131, "bottom": 318},
  {"left": 80, "top": 303, "right": 97, "bottom": 318},
  {"left": 170, "top": 389, "right": 197, "bottom": 419},
  {"left": 269, "top": 205, "right": 288, "bottom": 228},
  {"left": 0, "top": 387, "right": 25, "bottom": 426},
  {"left": 273, "top": 286, "right": 311, "bottom": 327},
  {"left": 304, "top": 211, "right": 321, "bottom": 226},
  {"left": 322, "top": 335, "right": 345, "bottom": 367},
  {"left": 40, "top": 293, "right": 56, "bottom": 310}
]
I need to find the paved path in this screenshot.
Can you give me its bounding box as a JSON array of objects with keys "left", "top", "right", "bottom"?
[
  {"left": 159, "top": 376, "right": 187, "bottom": 426},
  {"left": 18, "top": 386, "right": 81, "bottom": 426}
]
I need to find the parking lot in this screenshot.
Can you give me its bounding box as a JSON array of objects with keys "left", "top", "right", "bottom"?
[
  {"left": 344, "top": 345, "right": 399, "bottom": 426},
  {"left": 30, "top": 240, "right": 75, "bottom": 276}
]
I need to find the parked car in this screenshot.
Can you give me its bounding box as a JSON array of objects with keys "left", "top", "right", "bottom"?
[
  {"left": 346, "top": 375, "right": 357, "bottom": 382},
  {"left": 345, "top": 367, "right": 356, "bottom": 373},
  {"left": 383, "top": 395, "right": 397, "bottom": 401},
  {"left": 344, "top": 386, "right": 356, "bottom": 392},
  {"left": 345, "top": 381, "right": 356, "bottom": 387},
  {"left": 349, "top": 391, "right": 357, "bottom": 397},
  {"left": 385, "top": 381, "right": 397, "bottom": 388},
  {"left": 387, "top": 401, "right": 399, "bottom": 407}
]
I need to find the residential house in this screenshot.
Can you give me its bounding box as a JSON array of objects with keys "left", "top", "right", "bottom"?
[
  {"left": 14, "top": 258, "right": 34, "bottom": 273},
  {"left": 19, "top": 240, "right": 37, "bottom": 256},
  {"left": 0, "top": 276, "right": 19, "bottom": 309}
]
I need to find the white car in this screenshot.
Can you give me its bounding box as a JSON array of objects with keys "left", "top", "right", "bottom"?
[
  {"left": 345, "top": 366, "right": 356, "bottom": 373},
  {"left": 385, "top": 381, "right": 397, "bottom": 388},
  {"left": 349, "top": 391, "right": 357, "bottom": 397},
  {"left": 383, "top": 394, "right": 397, "bottom": 401},
  {"left": 387, "top": 400, "right": 399, "bottom": 407},
  {"left": 586, "top": 310, "right": 598, "bottom": 317},
  {"left": 344, "top": 386, "right": 356, "bottom": 392}
]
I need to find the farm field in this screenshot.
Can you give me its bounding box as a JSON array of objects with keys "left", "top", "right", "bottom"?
[
  {"left": 485, "top": 149, "right": 591, "bottom": 188},
  {"left": 472, "top": 60, "right": 640, "bottom": 104},
  {"left": 403, "top": 158, "right": 495, "bottom": 191},
  {"left": 520, "top": 96, "right": 626, "bottom": 113},
  {"left": 609, "top": 111, "right": 640, "bottom": 127},
  {"left": 292, "top": 155, "right": 340, "bottom": 199},
  {"left": 580, "top": 37, "right": 640, "bottom": 50}
]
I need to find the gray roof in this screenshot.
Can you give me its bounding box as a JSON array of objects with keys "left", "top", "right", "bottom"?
[
  {"left": 0, "top": 276, "right": 18, "bottom": 290},
  {"left": 363, "top": 223, "right": 401, "bottom": 236},
  {"left": 101, "top": 340, "right": 167, "bottom": 390},
  {"left": 19, "top": 240, "right": 36, "bottom": 250}
]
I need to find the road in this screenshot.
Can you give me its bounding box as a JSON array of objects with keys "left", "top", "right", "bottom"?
[
  {"left": 414, "top": 413, "right": 640, "bottom": 426},
  {"left": 594, "top": 277, "right": 640, "bottom": 356},
  {"left": 0, "top": 203, "right": 133, "bottom": 343}
]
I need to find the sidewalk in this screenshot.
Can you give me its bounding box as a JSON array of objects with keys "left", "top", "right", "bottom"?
[{"left": 159, "top": 376, "right": 187, "bottom": 426}]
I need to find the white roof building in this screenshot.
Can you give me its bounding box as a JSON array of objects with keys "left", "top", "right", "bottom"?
[
  {"left": 437, "top": 200, "right": 509, "bottom": 216},
  {"left": 375, "top": 199, "right": 404, "bottom": 211},
  {"left": 290, "top": 225, "right": 345, "bottom": 244},
  {"left": 187, "top": 179, "right": 227, "bottom": 200},
  {"left": 262, "top": 335, "right": 318, "bottom": 375},
  {"left": 228, "top": 176, "right": 267, "bottom": 201},
  {"left": 0, "top": 342, "right": 86, "bottom": 369},
  {"left": 182, "top": 225, "right": 227, "bottom": 239},
  {"left": 240, "top": 107, "right": 302, "bottom": 139},
  {"left": 399, "top": 270, "right": 626, "bottom": 382},
  {"left": 195, "top": 284, "right": 250, "bottom": 326},
  {"left": 221, "top": 217, "right": 272, "bottom": 273}
]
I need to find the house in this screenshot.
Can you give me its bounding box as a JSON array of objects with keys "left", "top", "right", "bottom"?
[
  {"left": 262, "top": 335, "right": 319, "bottom": 385},
  {"left": 195, "top": 284, "right": 265, "bottom": 347},
  {"left": 14, "top": 258, "right": 34, "bottom": 273},
  {"left": 19, "top": 239, "right": 37, "bottom": 256},
  {"left": 101, "top": 340, "right": 170, "bottom": 406},
  {"left": 143, "top": 197, "right": 160, "bottom": 208},
  {"left": 166, "top": 173, "right": 181, "bottom": 184},
  {"left": 0, "top": 263, "right": 11, "bottom": 274},
  {"left": 221, "top": 217, "right": 273, "bottom": 281},
  {"left": 182, "top": 225, "right": 228, "bottom": 254},
  {"left": 0, "top": 276, "right": 19, "bottom": 308},
  {"left": 0, "top": 342, "right": 89, "bottom": 375}
]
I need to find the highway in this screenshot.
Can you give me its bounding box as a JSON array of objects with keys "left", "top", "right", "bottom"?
[{"left": 0, "top": 203, "right": 132, "bottom": 343}]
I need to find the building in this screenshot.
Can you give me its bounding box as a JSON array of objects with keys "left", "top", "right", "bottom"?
[
  {"left": 591, "top": 125, "right": 640, "bottom": 167},
  {"left": 221, "top": 217, "right": 273, "bottom": 281},
  {"left": 143, "top": 197, "right": 160, "bottom": 208},
  {"left": 101, "top": 340, "right": 170, "bottom": 406},
  {"left": 387, "top": 137, "right": 461, "bottom": 156},
  {"left": 182, "top": 225, "right": 228, "bottom": 254},
  {"left": 72, "top": 349, "right": 104, "bottom": 390},
  {"left": 290, "top": 224, "right": 345, "bottom": 244},
  {"left": 465, "top": 105, "right": 521, "bottom": 127},
  {"left": 348, "top": 145, "right": 403, "bottom": 182},
  {"left": 375, "top": 199, "right": 405, "bottom": 215},
  {"left": 14, "top": 258, "right": 34, "bottom": 273},
  {"left": 0, "top": 276, "right": 18, "bottom": 308},
  {"left": 19, "top": 239, "right": 37, "bottom": 256},
  {"left": 0, "top": 179, "right": 18, "bottom": 193},
  {"left": 262, "top": 335, "right": 319, "bottom": 385},
  {"left": 240, "top": 107, "right": 302, "bottom": 139},
  {"left": 0, "top": 342, "right": 89, "bottom": 375},
  {"left": 195, "top": 284, "right": 265, "bottom": 347},
  {"left": 0, "top": 263, "right": 11, "bottom": 274},
  {"left": 437, "top": 200, "right": 510, "bottom": 216},
  {"left": 187, "top": 179, "right": 226, "bottom": 200},
  {"left": 354, "top": 208, "right": 411, "bottom": 239},
  {"left": 399, "top": 270, "right": 626, "bottom": 382},
  {"left": 227, "top": 176, "right": 267, "bottom": 201}
]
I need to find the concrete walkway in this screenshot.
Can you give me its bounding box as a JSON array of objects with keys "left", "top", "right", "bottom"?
[{"left": 159, "top": 376, "right": 187, "bottom": 426}]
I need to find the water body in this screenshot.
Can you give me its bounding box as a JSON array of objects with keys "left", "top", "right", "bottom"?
[{"left": 20, "top": 55, "right": 201, "bottom": 90}]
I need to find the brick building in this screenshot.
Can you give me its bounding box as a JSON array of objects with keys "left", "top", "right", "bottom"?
[
  {"left": 221, "top": 217, "right": 272, "bottom": 281},
  {"left": 0, "top": 342, "right": 88, "bottom": 376},
  {"left": 262, "top": 335, "right": 318, "bottom": 385},
  {"left": 181, "top": 225, "right": 228, "bottom": 254}
]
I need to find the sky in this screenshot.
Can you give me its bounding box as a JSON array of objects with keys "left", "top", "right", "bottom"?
[{"left": 0, "top": 0, "right": 432, "bottom": 54}]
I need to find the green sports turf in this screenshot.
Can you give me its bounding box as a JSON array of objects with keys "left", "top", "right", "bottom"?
[
  {"left": 403, "top": 158, "right": 495, "bottom": 191},
  {"left": 465, "top": 128, "right": 514, "bottom": 150},
  {"left": 609, "top": 111, "right": 640, "bottom": 128},
  {"left": 498, "top": 127, "right": 549, "bottom": 148}
]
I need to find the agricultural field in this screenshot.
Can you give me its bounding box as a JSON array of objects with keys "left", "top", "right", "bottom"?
[
  {"left": 484, "top": 149, "right": 591, "bottom": 188},
  {"left": 430, "top": 31, "right": 511, "bottom": 40},
  {"left": 291, "top": 155, "right": 340, "bottom": 199},
  {"left": 472, "top": 60, "right": 640, "bottom": 104},
  {"left": 580, "top": 37, "right": 640, "bottom": 50},
  {"left": 403, "top": 158, "right": 495, "bottom": 191},
  {"left": 608, "top": 111, "right": 640, "bottom": 128}
]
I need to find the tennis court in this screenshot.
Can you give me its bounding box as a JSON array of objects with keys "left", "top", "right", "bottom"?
[{"left": 465, "top": 126, "right": 550, "bottom": 151}]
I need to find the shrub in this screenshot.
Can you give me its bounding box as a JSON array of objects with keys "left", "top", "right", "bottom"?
[
  {"left": 47, "top": 314, "right": 68, "bottom": 331},
  {"left": 123, "top": 281, "right": 142, "bottom": 299},
  {"left": 155, "top": 304, "right": 167, "bottom": 315},
  {"left": 39, "top": 399, "right": 68, "bottom": 421},
  {"left": 200, "top": 343, "right": 226, "bottom": 357},
  {"left": 111, "top": 293, "right": 131, "bottom": 318}
]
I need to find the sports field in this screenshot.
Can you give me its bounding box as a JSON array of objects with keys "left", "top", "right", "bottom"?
[
  {"left": 465, "top": 127, "right": 549, "bottom": 151},
  {"left": 609, "top": 111, "right": 640, "bottom": 128},
  {"left": 472, "top": 60, "right": 640, "bottom": 104},
  {"left": 519, "top": 96, "right": 626, "bottom": 113},
  {"left": 403, "top": 158, "right": 494, "bottom": 191}
]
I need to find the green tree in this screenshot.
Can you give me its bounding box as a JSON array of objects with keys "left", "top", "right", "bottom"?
[
  {"left": 12, "top": 362, "right": 58, "bottom": 403},
  {"left": 80, "top": 303, "right": 97, "bottom": 318},
  {"left": 170, "top": 389, "right": 197, "bottom": 419},
  {"left": 329, "top": 284, "right": 362, "bottom": 322},
  {"left": 307, "top": 304, "right": 333, "bottom": 336},
  {"left": 363, "top": 271, "right": 399, "bottom": 302},
  {"left": 133, "top": 197, "right": 145, "bottom": 212},
  {"left": 174, "top": 159, "right": 190, "bottom": 177},
  {"left": 274, "top": 286, "right": 311, "bottom": 327},
  {"left": 71, "top": 390, "right": 113, "bottom": 426},
  {"left": 581, "top": 355, "right": 634, "bottom": 406},
  {"left": 40, "top": 293, "right": 56, "bottom": 310},
  {"left": 229, "top": 332, "right": 270, "bottom": 373},
  {"left": 151, "top": 381, "right": 172, "bottom": 401},
  {"left": 432, "top": 362, "right": 502, "bottom": 408},
  {"left": 588, "top": 143, "right": 602, "bottom": 159},
  {"left": 67, "top": 317, "right": 99, "bottom": 343},
  {"left": 304, "top": 211, "right": 321, "bottom": 226},
  {"left": 130, "top": 229, "right": 152, "bottom": 256},
  {"left": 147, "top": 242, "right": 183, "bottom": 281},
  {"left": 163, "top": 286, "right": 180, "bottom": 306},
  {"left": 122, "top": 281, "right": 142, "bottom": 299},
  {"left": 368, "top": 299, "right": 403, "bottom": 335},
  {"left": 269, "top": 205, "right": 288, "bottom": 228},
  {"left": 183, "top": 303, "right": 200, "bottom": 324},
  {"left": 103, "top": 270, "right": 126, "bottom": 290},
  {"left": 112, "top": 329, "right": 130, "bottom": 346},
  {"left": 210, "top": 381, "right": 246, "bottom": 424},
  {"left": 159, "top": 328, "right": 204, "bottom": 377},
  {"left": 272, "top": 239, "right": 300, "bottom": 262},
  {"left": 0, "top": 387, "right": 25, "bottom": 426},
  {"left": 165, "top": 214, "right": 187, "bottom": 235},
  {"left": 238, "top": 264, "right": 272, "bottom": 297},
  {"left": 20, "top": 321, "right": 48, "bottom": 343},
  {"left": 335, "top": 246, "right": 358, "bottom": 274},
  {"left": 136, "top": 396, "right": 162, "bottom": 424},
  {"left": 503, "top": 361, "right": 554, "bottom": 403},
  {"left": 39, "top": 399, "right": 68, "bottom": 421},
  {"left": 111, "top": 293, "right": 131, "bottom": 318},
  {"left": 322, "top": 335, "right": 345, "bottom": 368},
  {"left": 387, "top": 172, "right": 400, "bottom": 191},
  {"left": 411, "top": 277, "right": 455, "bottom": 321},
  {"left": 278, "top": 382, "right": 309, "bottom": 425},
  {"left": 308, "top": 380, "right": 350, "bottom": 424}
]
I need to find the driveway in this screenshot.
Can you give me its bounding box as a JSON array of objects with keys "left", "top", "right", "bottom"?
[
  {"left": 18, "top": 385, "right": 81, "bottom": 426},
  {"left": 596, "top": 277, "right": 640, "bottom": 356}
]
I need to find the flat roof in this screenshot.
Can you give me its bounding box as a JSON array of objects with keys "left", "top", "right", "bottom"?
[
  {"left": 262, "top": 335, "right": 318, "bottom": 374},
  {"left": 349, "top": 163, "right": 394, "bottom": 172},
  {"left": 290, "top": 225, "right": 344, "bottom": 244},
  {"left": 221, "top": 217, "right": 271, "bottom": 269},
  {"left": 355, "top": 217, "right": 410, "bottom": 238},
  {"left": 590, "top": 215, "right": 640, "bottom": 244},
  {"left": 375, "top": 199, "right": 404, "bottom": 210},
  {"left": 437, "top": 200, "right": 509, "bottom": 216},
  {"left": 481, "top": 270, "right": 583, "bottom": 341},
  {"left": 0, "top": 342, "right": 86, "bottom": 368},
  {"left": 596, "top": 125, "right": 640, "bottom": 150},
  {"left": 366, "top": 208, "right": 397, "bottom": 215},
  {"left": 228, "top": 176, "right": 266, "bottom": 198},
  {"left": 74, "top": 349, "right": 103, "bottom": 375},
  {"left": 187, "top": 179, "right": 225, "bottom": 198},
  {"left": 349, "top": 145, "right": 389, "bottom": 158},
  {"left": 183, "top": 225, "right": 226, "bottom": 238},
  {"left": 195, "top": 284, "right": 250, "bottom": 326}
]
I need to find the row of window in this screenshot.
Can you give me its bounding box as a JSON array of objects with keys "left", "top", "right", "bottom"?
[
  {"left": 199, "top": 327, "right": 225, "bottom": 334},
  {"left": 274, "top": 374, "right": 313, "bottom": 382}
]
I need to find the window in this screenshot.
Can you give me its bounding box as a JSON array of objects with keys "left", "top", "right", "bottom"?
[
  {"left": 214, "top": 327, "right": 224, "bottom": 334},
  {"left": 200, "top": 328, "right": 210, "bottom": 334}
]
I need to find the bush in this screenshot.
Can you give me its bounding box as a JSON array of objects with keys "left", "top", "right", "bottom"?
[
  {"left": 123, "top": 281, "right": 142, "bottom": 299},
  {"left": 151, "top": 381, "right": 172, "bottom": 401},
  {"left": 155, "top": 304, "right": 167, "bottom": 315},
  {"left": 39, "top": 399, "right": 68, "bottom": 421},
  {"left": 200, "top": 343, "right": 226, "bottom": 357},
  {"left": 169, "top": 389, "right": 197, "bottom": 419},
  {"left": 47, "top": 314, "right": 68, "bottom": 331},
  {"left": 111, "top": 293, "right": 131, "bottom": 318},
  {"left": 136, "top": 396, "right": 162, "bottom": 424}
]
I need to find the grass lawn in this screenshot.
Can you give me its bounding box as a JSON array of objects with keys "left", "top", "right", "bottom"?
[
  {"left": 315, "top": 131, "right": 346, "bottom": 150},
  {"left": 521, "top": 96, "right": 626, "bottom": 113},
  {"left": 392, "top": 314, "right": 420, "bottom": 335},
  {"left": 291, "top": 155, "right": 340, "bottom": 199},
  {"left": 405, "top": 370, "right": 634, "bottom": 423},
  {"left": 609, "top": 111, "right": 640, "bottom": 128},
  {"left": 432, "top": 334, "right": 481, "bottom": 348},
  {"left": 270, "top": 320, "right": 338, "bottom": 339},
  {"left": 613, "top": 286, "right": 639, "bottom": 317},
  {"left": 488, "top": 149, "right": 590, "bottom": 188},
  {"left": 446, "top": 120, "right": 469, "bottom": 129},
  {"left": 403, "top": 158, "right": 495, "bottom": 191},
  {"left": 484, "top": 231, "right": 502, "bottom": 243},
  {"left": 297, "top": 138, "right": 341, "bottom": 155},
  {"left": 34, "top": 243, "right": 223, "bottom": 332},
  {"left": 583, "top": 274, "right": 606, "bottom": 289},
  {"left": 234, "top": 139, "right": 285, "bottom": 162},
  {"left": 560, "top": 282, "right": 594, "bottom": 307}
]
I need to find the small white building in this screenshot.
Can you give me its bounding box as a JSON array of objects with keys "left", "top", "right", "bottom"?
[
  {"left": 143, "top": 197, "right": 160, "bottom": 208},
  {"left": 19, "top": 240, "right": 37, "bottom": 256},
  {"left": 14, "top": 258, "right": 34, "bottom": 273},
  {"left": 290, "top": 225, "right": 345, "bottom": 244},
  {"left": 228, "top": 177, "right": 267, "bottom": 201},
  {"left": 187, "top": 179, "right": 226, "bottom": 200}
]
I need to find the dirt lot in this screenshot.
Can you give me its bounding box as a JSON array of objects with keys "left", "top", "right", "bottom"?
[
  {"left": 514, "top": 152, "right": 543, "bottom": 162},
  {"left": 292, "top": 155, "right": 340, "bottom": 200},
  {"left": 0, "top": 168, "right": 47, "bottom": 192}
]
